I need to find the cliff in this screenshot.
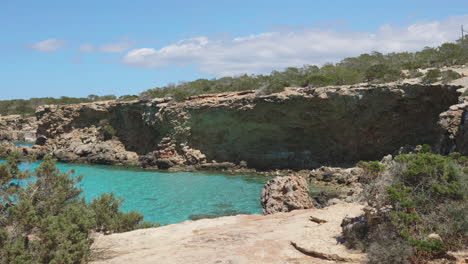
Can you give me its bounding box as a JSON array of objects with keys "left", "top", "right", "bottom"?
[
  {"left": 0, "top": 115, "right": 37, "bottom": 142},
  {"left": 34, "top": 83, "right": 467, "bottom": 170}
]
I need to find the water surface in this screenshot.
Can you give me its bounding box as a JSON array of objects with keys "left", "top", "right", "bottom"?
[
  {"left": 14, "top": 142, "right": 34, "bottom": 147},
  {"left": 12, "top": 161, "right": 267, "bottom": 224}
]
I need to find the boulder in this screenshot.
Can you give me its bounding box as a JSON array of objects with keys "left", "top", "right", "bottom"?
[
  {"left": 35, "top": 135, "right": 48, "bottom": 146},
  {"left": 261, "top": 175, "right": 314, "bottom": 215},
  {"left": 309, "top": 166, "right": 363, "bottom": 185}
]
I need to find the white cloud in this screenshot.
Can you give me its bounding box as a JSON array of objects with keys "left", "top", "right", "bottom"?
[
  {"left": 78, "top": 41, "right": 134, "bottom": 53},
  {"left": 78, "top": 43, "right": 94, "bottom": 52},
  {"left": 30, "top": 39, "right": 66, "bottom": 52},
  {"left": 123, "top": 15, "right": 468, "bottom": 76}
]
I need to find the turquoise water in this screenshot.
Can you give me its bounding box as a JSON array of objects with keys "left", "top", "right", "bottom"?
[
  {"left": 14, "top": 142, "right": 34, "bottom": 147},
  {"left": 11, "top": 161, "right": 267, "bottom": 224}
]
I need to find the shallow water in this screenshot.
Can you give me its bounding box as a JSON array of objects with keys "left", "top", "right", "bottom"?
[
  {"left": 10, "top": 160, "right": 267, "bottom": 224},
  {"left": 13, "top": 142, "right": 34, "bottom": 147}
]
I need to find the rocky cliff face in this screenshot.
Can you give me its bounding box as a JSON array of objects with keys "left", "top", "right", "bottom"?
[
  {"left": 35, "top": 83, "right": 466, "bottom": 170},
  {"left": 0, "top": 115, "right": 38, "bottom": 142}
]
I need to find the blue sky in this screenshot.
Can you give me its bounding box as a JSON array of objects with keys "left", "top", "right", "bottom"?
[{"left": 0, "top": 0, "right": 467, "bottom": 100}]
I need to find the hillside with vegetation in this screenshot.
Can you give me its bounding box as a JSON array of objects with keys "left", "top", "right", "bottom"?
[
  {"left": 0, "top": 95, "right": 136, "bottom": 117},
  {"left": 139, "top": 38, "right": 468, "bottom": 101},
  {"left": 1, "top": 39, "right": 467, "bottom": 117}
]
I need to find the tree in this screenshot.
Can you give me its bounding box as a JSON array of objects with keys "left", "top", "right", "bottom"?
[{"left": 0, "top": 154, "right": 154, "bottom": 263}]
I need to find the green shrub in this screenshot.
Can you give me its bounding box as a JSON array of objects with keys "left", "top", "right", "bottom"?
[
  {"left": 345, "top": 152, "right": 467, "bottom": 263},
  {"left": 90, "top": 193, "right": 155, "bottom": 234},
  {"left": 365, "top": 64, "right": 402, "bottom": 83},
  {"left": 357, "top": 160, "right": 385, "bottom": 183},
  {"left": 118, "top": 95, "right": 139, "bottom": 101},
  {"left": 406, "top": 69, "right": 424, "bottom": 78},
  {"left": 441, "top": 70, "right": 462, "bottom": 83},
  {"left": 422, "top": 69, "right": 442, "bottom": 84},
  {"left": 99, "top": 119, "right": 118, "bottom": 140},
  {"left": 0, "top": 154, "right": 155, "bottom": 263},
  {"left": 419, "top": 144, "right": 432, "bottom": 153},
  {"left": 366, "top": 224, "right": 414, "bottom": 264}
]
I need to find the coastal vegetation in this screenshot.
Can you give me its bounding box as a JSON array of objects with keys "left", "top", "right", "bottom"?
[
  {"left": 1, "top": 39, "right": 467, "bottom": 116},
  {"left": 344, "top": 150, "right": 468, "bottom": 264},
  {"left": 0, "top": 153, "right": 154, "bottom": 263},
  {"left": 0, "top": 95, "right": 121, "bottom": 117},
  {"left": 139, "top": 39, "right": 468, "bottom": 101}
]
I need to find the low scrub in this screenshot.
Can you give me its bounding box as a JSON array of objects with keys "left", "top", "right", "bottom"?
[
  {"left": 344, "top": 152, "right": 467, "bottom": 264},
  {"left": 0, "top": 154, "right": 156, "bottom": 263},
  {"left": 139, "top": 40, "right": 468, "bottom": 101}
]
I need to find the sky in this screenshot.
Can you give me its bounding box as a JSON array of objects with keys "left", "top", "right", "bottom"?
[{"left": 0, "top": 0, "right": 467, "bottom": 100}]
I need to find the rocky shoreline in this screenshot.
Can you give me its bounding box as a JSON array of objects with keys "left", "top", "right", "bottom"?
[
  {"left": 1, "top": 80, "right": 467, "bottom": 264},
  {"left": 2, "top": 81, "right": 465, "bottom": 213},
  {"left": 0, "top": 82, "right": 467, "bottom": 174}
]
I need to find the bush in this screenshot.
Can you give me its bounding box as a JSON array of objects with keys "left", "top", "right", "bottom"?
[
  {"left": 0, "top": 154, "right": 155, "bottom": 263},
  {"left": 441, "top": 70, "right": 462, "bottom": 83},
  {"left": 90, "top": 193, "right": 155, "bottom": 234},
  {"left": 406, "top": 69, "right": 424, "bottom": 79},
  {"left": 99, "top": 119, "right": 117, "bottom": 141},
  {"left": 357, "top": 160, "right": 385, "bottom": 183},
  {"left": 365, "top": 64, "right": 402, "bottom": 83},
  {"left": 366, "top": 224, "right": 414, "bottom": 264},
  {"left": 344, "top": 152, "right": 467, "bottom": 263},
  {"left": 422, "top": 69, "right": 442, "bottom": 84}
]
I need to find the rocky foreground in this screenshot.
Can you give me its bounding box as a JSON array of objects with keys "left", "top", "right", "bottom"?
[{"left": 91, "top": 203, "right": 365, "bottom": 264}]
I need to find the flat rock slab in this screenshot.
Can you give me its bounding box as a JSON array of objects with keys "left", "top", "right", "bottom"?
[
  {"left": 91, "top": 203, "right": 365, "bottom": 264},
  {"left": 291, "top": 205, "right": 366, "bottom": 263}
]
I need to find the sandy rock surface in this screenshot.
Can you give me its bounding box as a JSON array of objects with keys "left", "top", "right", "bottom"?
[{"left": 91, "top": 203, "right": 365, "bottom": 264}]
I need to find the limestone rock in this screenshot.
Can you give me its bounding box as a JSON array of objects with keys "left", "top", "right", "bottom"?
[
  {"left": 33, "top": 83, "right": 467, "bottom": 169},
  {"left": 261, "top": 176, "right": 314, "bottom": 215},
  {"left": 309, "top": 166, "right": 363, "bottom": 185},
  {"left": 91, "top": 203, "right": 365, "bottom": 264},
  {"left": 0, "top": 115, "right": 38, "bottom": 142},
  {"left": 437, "top": 102, "right": 468, "bottom": 154}
]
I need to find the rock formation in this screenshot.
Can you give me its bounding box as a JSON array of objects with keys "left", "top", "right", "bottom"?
[
  {"left": 33, "top": 83, "right": 466, "bottom": 170},
  {"left": 261, "top": 176, "right": 314, "bottom": 214},
  {"left": 436, "top": 102, "right": 468, "bottom": 154},
  {"left": 0, "top": 115, "right": 38, "bottom": 142},
  {"left": 91, "top": 203, "right": 365, "bottom": 264},
  {"left": 308, "top": 166, "right": 364, "bottom": 186}
]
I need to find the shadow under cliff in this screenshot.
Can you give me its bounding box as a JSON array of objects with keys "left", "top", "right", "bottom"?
[{"left": 185, "top": 85, "right": 461, "bottom": 170}]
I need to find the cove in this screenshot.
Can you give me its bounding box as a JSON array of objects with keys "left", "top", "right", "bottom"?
[{"left": 6, "top": 158, "right": 267, "bottom": 225}]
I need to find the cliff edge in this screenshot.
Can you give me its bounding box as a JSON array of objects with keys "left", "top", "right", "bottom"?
[{"left": 33, "top": 83, "right": 467, "bottom": 170}]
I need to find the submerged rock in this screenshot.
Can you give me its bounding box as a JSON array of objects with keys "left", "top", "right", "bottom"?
[{"left": 261, "top": 175, "right": 314, "bottom": 215}]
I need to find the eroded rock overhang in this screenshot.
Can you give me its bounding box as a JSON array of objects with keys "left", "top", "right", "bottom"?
[{"left": 34, "top": 83, "right": 466, "bottom": 170}]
